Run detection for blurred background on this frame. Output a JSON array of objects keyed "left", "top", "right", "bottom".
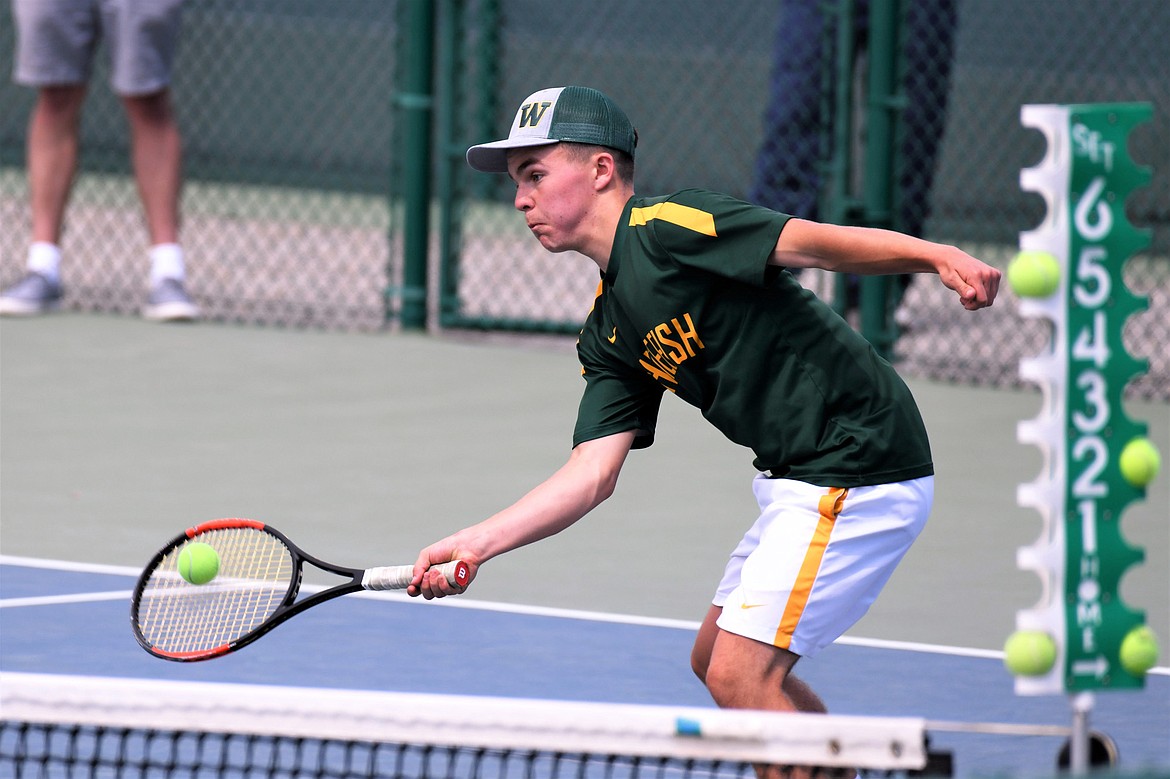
[{"left": 0, "top": 0, "right": 1166, "bottom": 399}]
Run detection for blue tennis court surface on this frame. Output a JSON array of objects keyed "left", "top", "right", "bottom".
[
  {"left": 3, "top": 316, "right": 1168, "bottom": 777},
  {"left": 2, "top": 557, "right": 1167, "bottom": 777}
]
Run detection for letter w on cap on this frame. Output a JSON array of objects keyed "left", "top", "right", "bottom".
[{"left": 519, "top": 101, "right": 552, "bottom": 128}]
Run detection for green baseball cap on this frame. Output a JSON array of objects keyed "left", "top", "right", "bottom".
[{"left": 466, "top": 86, "right": 637, "bottom": 173}]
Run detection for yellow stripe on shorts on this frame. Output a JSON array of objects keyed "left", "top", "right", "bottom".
[{"left": 774, "top": 487, "right": 849, "bottom": 649}]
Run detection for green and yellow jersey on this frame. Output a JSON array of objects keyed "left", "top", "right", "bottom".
[{"left": 573, "top": 188, "right": 933, "bottom": 488}]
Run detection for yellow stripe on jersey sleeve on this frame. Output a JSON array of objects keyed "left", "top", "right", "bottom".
[{"left": 628, "top": 202, "right": 717, "bottom": 237}]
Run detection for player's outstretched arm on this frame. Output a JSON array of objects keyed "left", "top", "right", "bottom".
[
  {"left": 409, "top": 431, "right": 637, "bottom": 599},
  {"left": 772, "top": 218, "right": 1002, "bottom": 310}
]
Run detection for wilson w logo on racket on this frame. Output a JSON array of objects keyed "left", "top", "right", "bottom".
[{"left": 130, "top": 518, "right": 468, "bottom": 662}]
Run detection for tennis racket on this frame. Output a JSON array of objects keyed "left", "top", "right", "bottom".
[{"left": 130, "top": 518, "right": 468, "bottom": 662}]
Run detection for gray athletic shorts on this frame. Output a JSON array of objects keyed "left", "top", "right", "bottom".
[{"left": 13, "top": 0, "right": 185, "bottom": 96}]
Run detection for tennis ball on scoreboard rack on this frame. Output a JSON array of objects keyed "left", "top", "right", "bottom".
[
  {"left": 1119, "top": 437, "right": 1161, "bottom": 488},
  {"left": 1007, "top": 250, "right": 1061, "bottom": 298},
  {"left": 177, "top": 542, "right": 220, "bottom": 585},
  {"left": 1119, "top": 626, "right": 1160, "bottom": 676},
  {"left": 1003, "top": 630, "right": 1057, "bottom": 676}
]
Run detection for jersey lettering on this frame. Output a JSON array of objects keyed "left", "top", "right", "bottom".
[
  {"left": 671, "top": 314, "right": 704, "bottom": 356},
  {"left": 654, "top": 323, "right": 685, "bottom": 361},
  {"left": 638, "top": 312, "right": 705, "bottom": 387}
]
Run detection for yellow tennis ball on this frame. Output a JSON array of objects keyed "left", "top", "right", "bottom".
[
  {"left": 1119, "top": 437, "right": 1161, "bottom": 488},
  {"left": 1007, "top": 251, "right": 1061, "bottom": 298},
  {"left": 1003, "top": 630, "right": 1057, "bottom": 676},
  {"left": 1119, "top": 626, "right": 1160, "bottom": 676},
  {"left": 177, "top": 542, "right": 220, "bottom": 585}
]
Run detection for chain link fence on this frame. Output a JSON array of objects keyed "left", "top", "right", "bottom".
[
  {"left": 1, "top": 1, "right": 1166, "bottom": 399},
  {"left": 0, "top": 0, "right": 399, "bottom": 328},
  {"left": 894, "top": 0, "right": 1168, "bottom": 401},
  {"left": 444, "top": 0, "right": 1168, "bottom": 400}
]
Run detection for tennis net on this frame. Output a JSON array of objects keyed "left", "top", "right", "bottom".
[{"left": 0, "top": 672, "right": 932, "bottom": 778}]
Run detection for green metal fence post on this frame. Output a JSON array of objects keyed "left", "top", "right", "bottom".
[
  {"left": 397, "top": 0, "right": 437, "bottom": 330},
  {"left": 435, "top": 0, "right": 464, "bottom": 328},
  {"left": 819, "top": 0, "right": 860, "bottom": 318},
  {"left": 858, "top": 0, "right": 903, "bottom": 360},
  {"left": 471, "top": 0, "right": 501, "bottom": 203},
  {"left": 438, "top": 0, "right": 500, "bottom": 328}
]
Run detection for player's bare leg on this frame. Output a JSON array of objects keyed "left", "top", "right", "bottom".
[
  {"left": 692, "top": 605, "right": 846, "bottom": 779},
  {"left": 122, "top": 89, "right": 182, "bottom": 245},
  {"left": 27, "top": 85, "right": 87, "bottom": 244},
  {"left": 693, "top": 605, "right": 824, "bottom": 710}
]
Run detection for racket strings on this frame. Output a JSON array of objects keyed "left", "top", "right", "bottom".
[{"left": 136, "top": 527, "right": 295, "bottom": 655}]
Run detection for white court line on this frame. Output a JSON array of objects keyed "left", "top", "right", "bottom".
[
  {"left": 0, "top": 555, "right": 141, "bottom": 576},
  {"left": 0, "top": 591, "right": 132, "bottom": 608},
  {"left": 2, "top": 554, "right": 1166, "bottom": 675}
]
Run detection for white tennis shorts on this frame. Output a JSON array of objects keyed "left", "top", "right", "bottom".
[{"left": 714, "top": 474, "right": 933, "bottom": 658}]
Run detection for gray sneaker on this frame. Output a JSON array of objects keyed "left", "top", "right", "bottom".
[
  {"left": 0, "top": 272, "right": 63, "bottom": 316},
  {"left": 144, "top": 278, "right": 201, "bottom": 322}
]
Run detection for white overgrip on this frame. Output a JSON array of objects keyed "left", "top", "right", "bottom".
[
  {"left": 361, "top": 565, "right": 414, "bottom": 590},
  {"left": 362, "top": 561, "right": 468, "bottom": 591}
]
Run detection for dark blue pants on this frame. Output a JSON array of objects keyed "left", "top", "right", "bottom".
[{"left": 751, "top": 0, "right": 958, "bottom": 239}]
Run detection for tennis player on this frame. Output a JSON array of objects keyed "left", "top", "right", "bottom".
[{"left": 411, "top": 87, "right": 1000, "bottom": 723}]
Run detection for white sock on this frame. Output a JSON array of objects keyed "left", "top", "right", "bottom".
[
  {"left": 27, "top": 242, "right": 61, "bottom": 283},
  {"left": 149, "top": 243, "right": 185, "bottom": 286}
]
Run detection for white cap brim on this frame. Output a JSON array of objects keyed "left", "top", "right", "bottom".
[{"left": 465, "top": 137, "right": 560, "bottom": 174}]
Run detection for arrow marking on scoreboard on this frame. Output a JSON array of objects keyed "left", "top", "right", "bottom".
[{"left": 1072, "top": 656, "right": 1109, "bottom": 678}]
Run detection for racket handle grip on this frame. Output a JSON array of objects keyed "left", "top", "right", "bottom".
[{"left": 362, "top": 560, "right": 469, "bottom": 591}]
